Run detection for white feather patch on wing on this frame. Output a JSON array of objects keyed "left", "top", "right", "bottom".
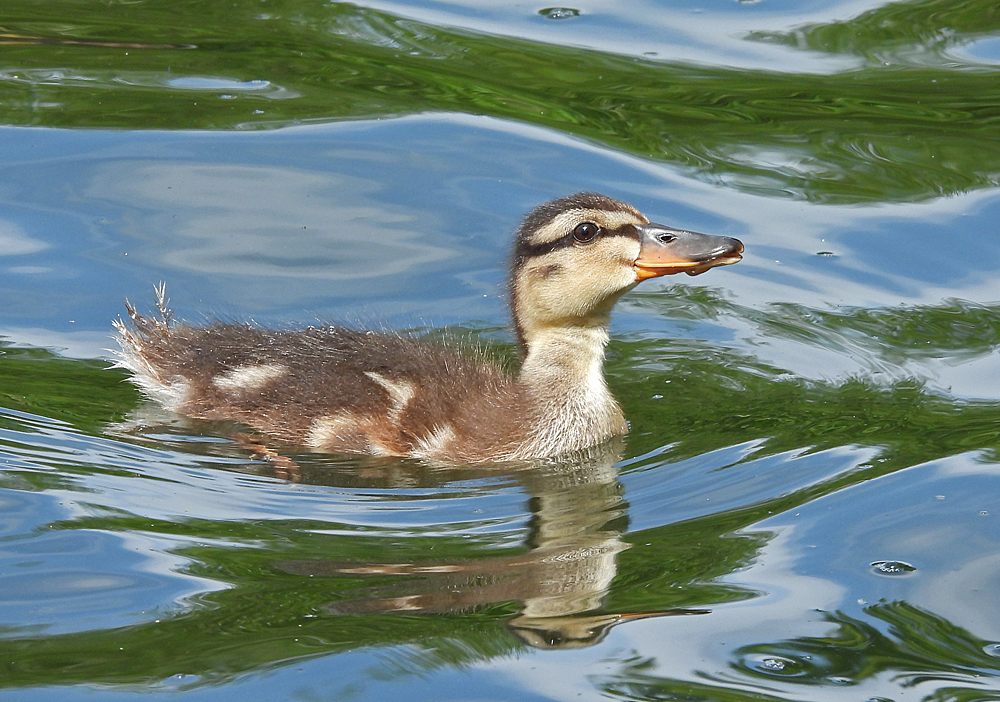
[
  {"left": 305, "top": 411, "right": 359, "bottom": 448},
  {"left": 410, "top": 423, "right": 456, "bottom": 459},
  {"left": 364, "top": 371, "right": 416, "bottom": 422},
  {"left": 212, "top": 363, "right": 288, "bottom": 395}
]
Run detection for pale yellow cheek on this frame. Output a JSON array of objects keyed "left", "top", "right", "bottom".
[
  {"left": 515, "top": 237, "right": 642, "bottom": 324},
  {"left": 577, "top": 254, "right": 640, "bottom": 295}
]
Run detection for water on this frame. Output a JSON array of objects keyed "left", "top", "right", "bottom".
[{"left": 2, "top": 0, "right": 1000, "bottom": 700}]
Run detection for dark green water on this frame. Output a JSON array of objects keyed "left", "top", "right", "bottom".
[{"left": 2, "top": 1, "right": 1000, "bottom": 700}]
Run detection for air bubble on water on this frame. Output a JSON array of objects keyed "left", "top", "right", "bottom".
[
  {"left": 741, "top": 653, "right": 808, "bottom": 677},
  {"left": 871, "top": 560, "right": 916, "bottom": 576},
  {"left": 539, "top": 7, "right": 580, "bottom": 19}
]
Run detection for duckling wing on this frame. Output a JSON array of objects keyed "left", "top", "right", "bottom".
[{"left": 116, "top": 318, "right": 524, "bottom": 461}]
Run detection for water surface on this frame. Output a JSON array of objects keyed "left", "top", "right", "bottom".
[{"left": 1, "top": 1, "right": 1000, "bottom": 700}]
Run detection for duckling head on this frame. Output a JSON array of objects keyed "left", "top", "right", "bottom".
[{"left": 510, "top": 193, "right": 743, "bottom": 352}]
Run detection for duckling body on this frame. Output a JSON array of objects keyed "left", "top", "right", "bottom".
[{"left": 115, "top": 193, "right": 742, "bottom": 463}]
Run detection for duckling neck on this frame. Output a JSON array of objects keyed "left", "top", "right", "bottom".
[{"left": 515, "top": 322, "right": 627, "bottom": 456}]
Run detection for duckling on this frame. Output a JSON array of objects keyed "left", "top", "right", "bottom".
[{"left": 114, "top": 193, "right": 742, "bottom": 463}]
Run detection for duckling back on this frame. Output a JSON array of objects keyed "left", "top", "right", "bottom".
[{"left": 114, "top": 288, "right": 527, "bottom": 462}]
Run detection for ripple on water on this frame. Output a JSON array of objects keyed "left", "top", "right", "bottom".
[{"left": 740, "top": 653, "right": 812, "bottom": 678}]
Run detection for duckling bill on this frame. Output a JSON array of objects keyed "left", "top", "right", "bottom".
[{"left": 115, "top": 193, "right": 742, "bottom": 463}]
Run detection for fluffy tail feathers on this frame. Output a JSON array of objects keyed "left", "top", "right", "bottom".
[{"left": 112, "top": 282, "right": 184, "bottom": 409}]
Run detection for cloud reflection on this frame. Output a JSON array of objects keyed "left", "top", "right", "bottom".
[
  {"left": 87, "top": 162, "right": 453, "bottom": 280},
  {"left": 0, "top": 218, "right": 47, "bottom": 256}
]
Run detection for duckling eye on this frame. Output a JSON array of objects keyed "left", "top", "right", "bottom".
[{"left": 572, "top": 222, "right": 600, "bottom": 244}]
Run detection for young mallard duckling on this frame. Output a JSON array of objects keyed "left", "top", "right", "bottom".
[{"left": 114, "top": 193, "right": 742, "bottom": 463}]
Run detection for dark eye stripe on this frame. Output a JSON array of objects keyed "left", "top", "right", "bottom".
[{"left": 514, "top": 224, "right": 639, "bottom": 262}]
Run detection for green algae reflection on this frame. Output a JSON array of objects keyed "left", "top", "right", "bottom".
[
  {"left": 1, "top": 0, "right": 998, "bottom": 204},
  {"left": 1, "top": 290, "right": 1000, "bottom": 686}
]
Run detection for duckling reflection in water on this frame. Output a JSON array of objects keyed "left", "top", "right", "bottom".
[
  {"left": 114, "top": 193, "right": 743, "bottom": 463},
  {"left": 276, "top": 441, "right": 709, "bottom": 650}
]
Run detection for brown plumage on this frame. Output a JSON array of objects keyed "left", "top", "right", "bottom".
[{"left": 114, "top": 193, "right": 743, "bottom": 463}]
